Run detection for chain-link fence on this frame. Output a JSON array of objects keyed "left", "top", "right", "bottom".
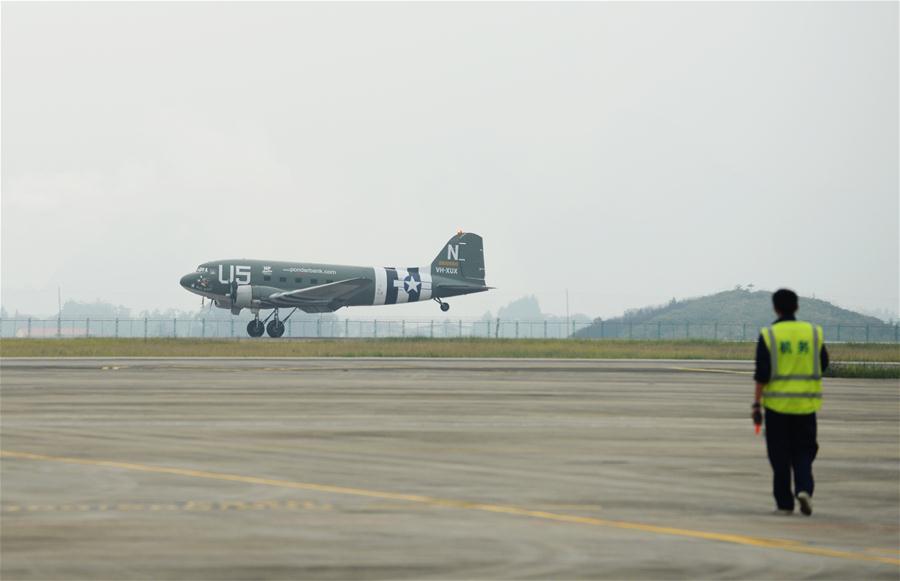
[
  {"left": 1, "top": 317, "right": 897, "bottom": 342},
  {"left": 575, "top": 321, "right": 900, "bottom": 343},
  {"left": 0, "top": 317, "right": 589, "bottom": 340}
]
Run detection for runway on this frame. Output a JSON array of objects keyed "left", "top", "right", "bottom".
[{"left": 1, "top": 358, "right": 898, "bottom": 579}]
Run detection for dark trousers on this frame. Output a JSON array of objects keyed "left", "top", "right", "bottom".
[{"left": 764, "top": 409, "right": 818, "bottom": 510}]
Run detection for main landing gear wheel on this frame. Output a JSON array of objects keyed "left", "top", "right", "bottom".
[
  {"left": 247, "top": 319, "right": 265, "bottom": 338},
  {"left": 266, "top": 320, "right": 285, "bottom": 338},
  {"left": 440, "top": 302, "right": 450, "bottom": 312}
]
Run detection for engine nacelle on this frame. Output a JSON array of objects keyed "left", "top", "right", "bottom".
[
  {"left": 234, "top": 284, "right": 254, "bottom": 309},
  {"left": 228, "top": 284, "right": 273, "bottom": 314}
]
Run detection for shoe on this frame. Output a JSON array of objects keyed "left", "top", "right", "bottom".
[
  {"left": 773, "top": 509, "right": 793, "bottom": 516},
  {"left": 797, "top": 491, "right": 813, "bottom": 516}
]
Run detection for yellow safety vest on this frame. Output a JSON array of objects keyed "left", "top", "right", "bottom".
[{"left": 760, "top": 321, "right": 824, "bottom": 414}]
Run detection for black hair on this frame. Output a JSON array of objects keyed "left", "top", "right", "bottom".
[{"left": 772, "top": 288, "right": 799, "bottom": 315}]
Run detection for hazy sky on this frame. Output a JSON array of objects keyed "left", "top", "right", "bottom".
[{"left": 2, "top": 2, "right": 898, "bottom": 319}]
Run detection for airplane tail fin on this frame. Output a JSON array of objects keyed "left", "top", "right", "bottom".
[{"left": 431, "top": 232, "right": 486, "bottom": 283}]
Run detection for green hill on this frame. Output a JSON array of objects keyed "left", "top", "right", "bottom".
[{"left": 574, "top": 289, "right": 898, "bottom": 342}]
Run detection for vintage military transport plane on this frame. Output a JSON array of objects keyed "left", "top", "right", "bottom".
[{"left": 179, "top": 232, "right": 491, "bottom": 337}]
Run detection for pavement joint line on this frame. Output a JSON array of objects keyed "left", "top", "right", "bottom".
[
  {"left": 2, "top": 449, "right": 898, "bottom": 567},
  {"left": 1, "top": 499, "right": 332, "bottom": 512},
  {"left": 0, "top": 357, "right": 758, "bottom": 363},
  {"left": 671, "top": 367, "right": 753, "bottom": 376}
]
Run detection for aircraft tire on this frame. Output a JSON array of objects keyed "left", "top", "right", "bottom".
[
  {"left": 266, "top": 320, "right": 285, "bottom": 338},
  {"left": 247, "top": 320, "right": 265, "bottom": 338},
  {"left": 440, "top": 302, "right": 450, "bottom": 312}
]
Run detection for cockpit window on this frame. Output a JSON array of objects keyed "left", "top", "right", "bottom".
[{"left": 196, "top": 266, "right": 209, "bottom": 273}]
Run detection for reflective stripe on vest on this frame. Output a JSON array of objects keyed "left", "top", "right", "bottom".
[
  {"left": 765, "top": 325, "right": 822, "bottom": 381},
  {"left": 761, "top": 321, "right": 823, "bottom": 414},
  {"left": 812, "top": 320, "right": 821, "bottom": 378}
]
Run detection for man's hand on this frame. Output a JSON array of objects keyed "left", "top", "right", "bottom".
[
  {"left": 752, "top": 402, "right": 763, "bottom": 427},
  {"left": 753, "top": 383, "right": 765, "bottom": 431}
]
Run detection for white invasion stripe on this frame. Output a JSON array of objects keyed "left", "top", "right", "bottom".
[
  {"left": 372, "top": 267, "right": 387, "bottom": 306},
  {"left": 395, "top": 268, "right": 409, "bottom": 304},
  {"left": 420, "top": 269, "right": 432, "bottom": 301}
]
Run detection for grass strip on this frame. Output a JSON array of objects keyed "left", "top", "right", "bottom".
[
  {"left": 825, "top": 362, "right": 900, "bottom": 379},
  {"left": 1, "top": 337, "right": 898, "bottom": 363}
]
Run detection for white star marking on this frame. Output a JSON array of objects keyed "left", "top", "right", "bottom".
[{"left": 404, "top": 276, "right": 421, "bottom": 294}]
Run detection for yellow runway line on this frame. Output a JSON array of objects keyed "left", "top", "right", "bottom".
[{"left": 2, "top": 449, "right": 897, "bottom": 567}]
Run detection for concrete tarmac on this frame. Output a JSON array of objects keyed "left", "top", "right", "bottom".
[{"left": 1, "top": 358, "right": 898, "bottom": 579}]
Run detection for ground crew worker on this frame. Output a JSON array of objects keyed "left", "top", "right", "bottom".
[{"left": 752, "top": 288, "right": 829, "bottom": 516}]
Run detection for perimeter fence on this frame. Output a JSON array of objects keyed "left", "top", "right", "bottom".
[{"left": 1, "top": 317, "right": 898, "bottom": 343}]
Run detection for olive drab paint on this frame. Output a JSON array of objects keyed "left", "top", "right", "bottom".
[{"left": 179, "top": 232, "right": 492, "bottom": 337}]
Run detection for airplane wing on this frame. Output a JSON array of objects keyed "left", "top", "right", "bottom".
[{"left": 267, "top": 277, "right": 372, "bottom": 312}]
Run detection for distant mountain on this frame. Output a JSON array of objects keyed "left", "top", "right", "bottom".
[
  {"left": 574, "top": 289, "right": 897, "bottom": 342},
  {"left": 495, "top": 295, "right": 544, "bottom": 321},
  {"left": 482, "top": 295, "right": 591, "bottom": 338},
  {"left": 485, "top": 295, "right": 592, "bottom": 323}
]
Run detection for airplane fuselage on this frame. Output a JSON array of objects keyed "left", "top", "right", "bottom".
[
  {"left": 179, "top": 233, "right": 491, "bottom": 336},
  {"left": 182, "top": 261, "right": 477, "bottom": 309}
]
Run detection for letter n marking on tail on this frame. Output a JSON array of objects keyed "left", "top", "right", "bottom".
[{"left": 447, "top": 244, "right": 459, "bottom": 260}]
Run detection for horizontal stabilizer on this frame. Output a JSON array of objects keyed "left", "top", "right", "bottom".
[{"left": 433, "top": 284, "right": 493, "bottom": 295}]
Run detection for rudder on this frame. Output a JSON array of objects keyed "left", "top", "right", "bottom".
[{"left": 431, "top": 232, "right": 485, "bottom": 282}]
